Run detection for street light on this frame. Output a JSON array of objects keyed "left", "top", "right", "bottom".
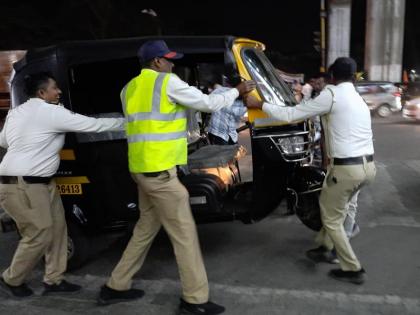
[
  {"left": 141, "top": 9, "right": 157, "bottom": 17},
  {"left": 141, "top": 8, "right": 161, "bottom": 35}
]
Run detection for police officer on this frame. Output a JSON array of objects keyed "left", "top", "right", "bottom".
[
  {"left": 244, "top": 57, "right": 376, "bottom": 285},
  {"left": 0, "top": 72, "right": 125, "bottom": 297},
  {"left": 98, "top": 40, "right": 255, "bottom": 314}
]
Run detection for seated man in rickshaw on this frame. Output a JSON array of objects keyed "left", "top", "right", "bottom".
[{"left": 207, "top": 77, "right": 247, "bottom": 145}]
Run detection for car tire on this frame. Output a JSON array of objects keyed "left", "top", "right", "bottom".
[
  {"left": 376, "top": 104, "right": 392, "bottom": 118},
  {"left": 67, "top": 221, "right": 91, "bottom": 270}
]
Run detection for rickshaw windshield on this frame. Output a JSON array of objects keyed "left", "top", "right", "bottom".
[{"left": 242, "top": 48, "right": 296, "bottom": 106}]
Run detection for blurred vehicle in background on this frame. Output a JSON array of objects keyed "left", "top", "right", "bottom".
[
  {"left": 354, "top": 81, "right": 402, "bottom": 118},
  {"left": 403, "top": 96, "right": 420, "bottom": 120},
  {"left": 401, "top": 82, "right": 420, "bottom": 121},
  {"left": 402, "top": 81, "right": 420, "bottom": 104}
]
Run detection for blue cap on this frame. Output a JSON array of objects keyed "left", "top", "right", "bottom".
[{"left": 137, "top": 40, "right": 184, "bottom": 62}]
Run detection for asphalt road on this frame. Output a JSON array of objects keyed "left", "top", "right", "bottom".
[{"left": 0, "top": 114, "right": 419, "bottom": 315}]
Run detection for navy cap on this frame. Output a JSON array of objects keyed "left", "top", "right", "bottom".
[
  {"left": 137, "top": 40, "right": 184, "bottom": 62},
  {"left": 329, "top": 57, "right": 357, "bottom": 76}
]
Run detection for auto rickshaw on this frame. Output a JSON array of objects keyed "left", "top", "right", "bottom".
[{"left": 5, "top": 36, "right": 324, "bottom": 268}]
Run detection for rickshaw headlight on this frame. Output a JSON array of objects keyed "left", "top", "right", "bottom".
[{"left": 278, "top": 136, "right": 305, "bottom": 154}]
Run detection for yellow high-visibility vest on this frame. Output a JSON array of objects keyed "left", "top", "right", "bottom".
[{"left": 121, "top": 69, "right": 187, "bottom": 173}]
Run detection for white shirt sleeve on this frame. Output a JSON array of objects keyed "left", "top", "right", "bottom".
[
  {"left": 47, "top": 106, "right": 125, "bottom": 133},
  {"left": 262, "top": 88, "right": 334, "bottom": 123},
  {"left": 166, "top": 74, "right": 240, "bottom": 113}
]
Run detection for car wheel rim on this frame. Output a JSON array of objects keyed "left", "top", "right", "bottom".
[{"left": 378, "top": 106, "right": 391, "bottom": 117}]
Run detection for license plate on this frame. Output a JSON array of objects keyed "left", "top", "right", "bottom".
[{"left": 56, "top": 184, "right": 82, "bottom": 195}]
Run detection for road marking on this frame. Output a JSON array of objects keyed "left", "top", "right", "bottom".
[
  {"left": 4, "top": 272, "right": 415, "bottom": 314},
  {"left": 213, "top": 282, "right": 420, "bottom": 312},
  {"left": 367, "top": 216, "right": 420, "bottom": 228}
]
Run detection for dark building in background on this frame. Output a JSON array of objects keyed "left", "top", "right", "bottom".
[
  {"left": 0, "top": 0, "right": 418, "bottom": 80},
  {"left": 0, "top": 1, "right": 322, "bottom": 76},
  {"left": 403, "top": 0, "right": 420, "bottom": 71},
  {"left": 350, "top": 0, "right": 367, "bottom": 71},
  {"left": 152, "top": 1, "right": 322, "bottom": 75}
]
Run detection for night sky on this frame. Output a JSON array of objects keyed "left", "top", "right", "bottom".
[{"left": 0, "top": 0, "right": 418, "bottom": 77}]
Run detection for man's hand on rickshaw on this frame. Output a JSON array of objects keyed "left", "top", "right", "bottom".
[
  {"left": 244, "top": 94, "right": 263, "bottom": 109},
  {"left": 235, "top": 80, "right": 256, "bottom": 96}
]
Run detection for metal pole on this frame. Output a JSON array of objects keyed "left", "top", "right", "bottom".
[{"left": 320, "top": 0, "right": 327, "bottom": 72}]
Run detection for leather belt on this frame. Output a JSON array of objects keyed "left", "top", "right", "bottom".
[
  {"left": 142, "top": 171, "right": 164, "bottom": 178},
  {"left": 0, "top": 176, "right": 52, "bottom": 184},
  {"left": 23, "top": 176, "right": 52, "bottom": 184},
  {"left": 333, "top": 155, "right": 374, "bottom": 165},
  {"left": 0, "top": 176, "right": 18, "bottom": 184}
]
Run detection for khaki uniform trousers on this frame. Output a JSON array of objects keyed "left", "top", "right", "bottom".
[
  {"left": 107, "top": 167, "right": 209, "bottom": 304},
  {"left": 315, "top": 158, "right": 376, "bottom": 271},
  {"left": 0, "top": 177, "right": 67, "bottom": 286}
]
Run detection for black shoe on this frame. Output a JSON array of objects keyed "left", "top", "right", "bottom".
[
  {"left": 97, "top": 285, "right": 145, "bottom": 306},
  {"left": 306, "top": 246, "right": 339, "bottom": 264},
  {"left": 42, "top": 280, "right": 82, "bottom": 295},
  {"left": 328, "top": 268, "right": 366, "bottom": 284},
  {"left": 0, "top": 277, "right": 33, "bottom": 298},
  {"left": 179, "top": 299, "right": 225, "bottom": 315}
]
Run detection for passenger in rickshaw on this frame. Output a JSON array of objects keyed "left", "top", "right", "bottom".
[{"left": 207, "top": 77, "right": 247, "bottom": 146}]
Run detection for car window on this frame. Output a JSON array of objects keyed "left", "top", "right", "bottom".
[
  {"left": 379, "top": 84, "right": 396, "bottom": 93},
  {"left": 355, "top": 86, "right": 370, "bottom": 95},
  {"left": 356, "top": 82, "right": 400, "bottom": 95},
  {"left": 356, "top": 85, "right": 381, "bottom": 95}
]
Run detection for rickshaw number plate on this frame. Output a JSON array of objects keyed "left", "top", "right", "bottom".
[{"left": 57, "top": 184, "right": 82, "bottom": 195}]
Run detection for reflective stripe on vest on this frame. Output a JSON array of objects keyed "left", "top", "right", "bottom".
[
  {"left": 123, "top": 70, "right": 187, "bottom": 172},
  {"left": 126, "top": 111, "right": 186, "bottom": 123},
  {"left": 127, "top": 130, "right": 187, "bottom": 143}
]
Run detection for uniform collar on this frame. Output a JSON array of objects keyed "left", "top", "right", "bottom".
[
  {"left": 140, "top": 68, "right": 171, "bottom": 75},
  {"left": 27, "top": 98, "right": 59, "bottom": 106},
  {"left": 335, "top": 82, "right": 354, "bottom": 88},
  {"left": 27, "top": 97, "right": 47, "bottom": 104},
  {"left": 141, "top": 68, "right": 158, "bottom": 75}
]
